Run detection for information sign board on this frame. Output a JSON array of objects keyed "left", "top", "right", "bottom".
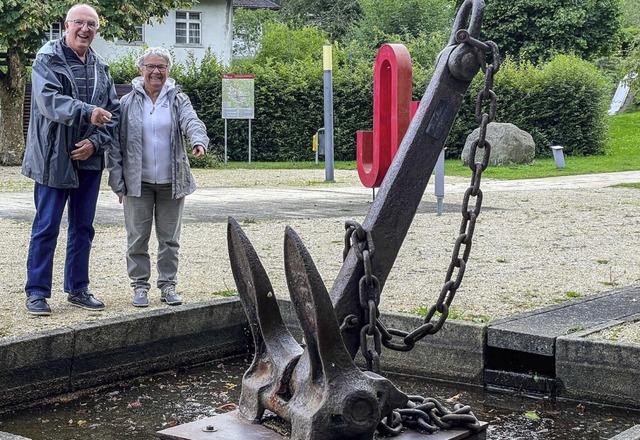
[{"left": 222, "top": 74, "right": 255, "bottom": 119}]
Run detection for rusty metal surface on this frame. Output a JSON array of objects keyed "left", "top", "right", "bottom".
[
  {"left": 227, "top": 220, "right": 407, "bottom": 439},
  {"left": 156, "top": 412, "right": 487, "bottom": 440},
  {"left": 227, "top": 217, "right": 303, "bottom": 423},
  {"left": 155, "top": 411, "right": 285, "bottom": 439},
  {"left": 331, "top": 1, "right": 488, "bottom": 358},
  {"left": 222, "top": 0, "right": 494, "bottom": 438}
]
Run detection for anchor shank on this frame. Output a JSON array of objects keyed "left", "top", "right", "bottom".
[{"left": 331, "top": 41, "right": 482, "bottom": 357}]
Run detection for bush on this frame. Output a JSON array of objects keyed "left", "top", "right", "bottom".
[
  {"left": 445, "top": 55, "right": 611, "bottom": 158},
  {"left": 109, "top": 47, "right": 610, "bottom": 163}
]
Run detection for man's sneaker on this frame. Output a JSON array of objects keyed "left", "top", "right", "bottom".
[
  {"left": 26, "top": 296, "right": 51, "bottom": 316},
  {"left": 133, "top": 288, "right": 149, "bottom": 307},
  {"left": 67, "top": 291, "right": 105, "bottom": 311},
  {"left": 161, "top": 285, "right": 182, "bottom": 305}
]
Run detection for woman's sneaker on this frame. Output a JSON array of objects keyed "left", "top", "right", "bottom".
[
  {"left": 133, "top": 288, "right": 149, "bottom": 307},
  {"left": 160, "top": 285, "right": 182, "bottom": 305}
]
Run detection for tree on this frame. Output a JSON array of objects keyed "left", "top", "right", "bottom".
[
  {"left": 622, "top": 0, "right": 640, "bottom": 28},
  {"left": 278, "top": 0, "right": 362, "bottom": 41},
  {"left": 233, "top": 7, "right": 280, "bottom": 59},
  {"left": 0, "top": 0, "right": 194, "bottom": 166},
  {"left": 481, "top": 0, "right": 624, "bottom": 64},
  {"left": 255, "top": 22, "right": 328, "bottom": 64},
  {"left": 344, "top": 0, "right": 455, "bottom": 68}
]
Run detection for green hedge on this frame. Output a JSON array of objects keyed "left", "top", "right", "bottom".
[
  {"left": 110, "top": 51, "right": 610, "bottom": 162},
  {"left": 445, "top": 54, "right": 611, "bottom": 159}
]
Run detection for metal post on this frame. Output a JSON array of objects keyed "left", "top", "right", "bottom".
[
  {"left": 551, "top": 145, "right": 565, "bottom": 169},
  {"left": 435, "top": 149, "right": 445, "bottom": 216},
  {"left": 323, "top": 44, "right": 335, "bottom": 182},
  {"left": 224, "top": 119, "right": 228, "bottom": 164},
  {"left": 248, "top": 119, "right": 252, "bottom": 164}
]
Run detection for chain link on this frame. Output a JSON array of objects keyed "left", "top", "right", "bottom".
[
  {"left": 341, "top": 34, "right": 499, "bottom": 436},
  {"left": 377, "top": 396, "right": 483, "bottom": 435}
]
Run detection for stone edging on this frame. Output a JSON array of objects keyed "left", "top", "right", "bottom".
[{"left": 1, "top": 296, "right": 639, "bottom": 412}]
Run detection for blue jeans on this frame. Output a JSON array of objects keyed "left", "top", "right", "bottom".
[{"left": 25, "top": 169, "right": 102, "bottom": 298}]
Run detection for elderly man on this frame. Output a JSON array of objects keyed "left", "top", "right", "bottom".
[{"left": 21, "top": 3, "right": 120, "bottom": 316}]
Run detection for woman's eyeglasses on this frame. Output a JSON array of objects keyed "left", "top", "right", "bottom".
[{"left": 143, "top": 64, "right": 169, "bottom": 72}]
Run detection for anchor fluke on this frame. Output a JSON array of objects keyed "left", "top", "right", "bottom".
[
  {"left": 227, "top": 217, "right": 303, "bottom": 423},
  {"left": 283, "top": 226, "right": 407, "bottom": 440}
]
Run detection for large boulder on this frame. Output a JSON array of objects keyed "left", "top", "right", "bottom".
[{"left": 461, "top": 122, "right": 535, "bottom": 166}]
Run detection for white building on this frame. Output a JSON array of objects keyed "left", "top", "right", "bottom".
[{"left": 46, "top": 0, "right": 279, "bottom": 66}]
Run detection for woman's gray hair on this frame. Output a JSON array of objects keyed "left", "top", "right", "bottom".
[{"left": 136, "top": 47, "right": 173, "bottom": 69}]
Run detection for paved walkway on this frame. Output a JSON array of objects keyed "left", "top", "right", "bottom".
[{"left": 1, "top": 170, "right": 639, "bottom": 226}]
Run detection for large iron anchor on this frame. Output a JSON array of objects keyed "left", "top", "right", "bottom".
[
  {"left": 227, "top": 1, "right": 494, "bottom": 438},
  {"left": 228, "top": 218, "right": 407, "bottom": 439},
  {"left": 333, "top": 0, "right": 488, "bottom": 357}
]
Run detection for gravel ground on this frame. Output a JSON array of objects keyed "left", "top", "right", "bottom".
[{"left": 1, "top": 165, "right": 639, "bottom": 344}]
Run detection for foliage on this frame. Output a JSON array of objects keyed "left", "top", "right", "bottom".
[
  {"left": 343, "top": 0, "right": 455, "bottom": 68},
  {"left": 481, "top": 0, "right": 624, "bottom": 64},
  {"left": 233, "top": 7, "right": 280, "bottom": 59},
  {"left": 622, "top": 0, "right": 640, "bottom": 28},
  {"left": 188, "top": 152, "right": 219, "bottom": 168},
  {"left": 107, "top": 49, "right": 143, "bottom": 84},
  {"left": 110, "top": 46, "right": 372, "bottom": 162},
  {"left": 229, "top": 58, "right": 325, "bottom": 161},
  {"left": 0, "top": 0, "right": 196, "bottom": 165},
  {"left": 352, "top": 0, "right": 454, "bottom": 40},
  {"left": 442, "top": 110, "right": 640, "bottom": 179},
  {"left": 277, "top": 0, "right": 362, "bottom": 41},
  {"left": 0, "top": 0, "right": 195, "bottom": 52},
  {"left": 446, "top": 55, "right": 611, "bottom": 159},
  {"left": 173, "top": 50, "right": 225, "bottom": 159},
  {"left": 254, "top": 22, "right": 328, "bottom": 64},
  {"left": 622, "top": 44, "right": 640, "bottom": 97}
]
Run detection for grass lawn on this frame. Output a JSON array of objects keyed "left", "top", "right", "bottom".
[{"left": 220, "top": 111, "right": 640, "bottom": 180}]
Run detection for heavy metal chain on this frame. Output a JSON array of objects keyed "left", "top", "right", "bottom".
[
  {"left": 377, "top": 396, "right": 483, "bottom": 436},
  {"left": 341, "top": 35, "right": 500, "bottom": 436}
]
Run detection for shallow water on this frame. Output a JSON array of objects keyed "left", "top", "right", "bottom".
[{"left": 0, "top": 356, "right": 638, "bottom": 440}]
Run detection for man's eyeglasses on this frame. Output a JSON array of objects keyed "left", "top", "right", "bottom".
[
  {"left": 143, "top": 64, "right": 169, "bottom": 72},
  {"left": 67, "top": 19, "right": 99, "bottom": 30}
]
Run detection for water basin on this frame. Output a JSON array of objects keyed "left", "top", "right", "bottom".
[{"left": 0, "top": 356, "right": 638, "bottom": 440}]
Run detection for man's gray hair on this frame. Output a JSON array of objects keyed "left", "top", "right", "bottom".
[
  {"left": 136, "top": 47, "right": 173, "bottom": 69},
  {"left": 65, "top": 4, "right": 100, "bottom": 24}
]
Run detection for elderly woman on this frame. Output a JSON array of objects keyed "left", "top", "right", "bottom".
[{"left": 108, "top": 47, "right": 209, "bottom": 307}]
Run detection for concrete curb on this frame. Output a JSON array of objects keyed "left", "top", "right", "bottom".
[
  {"left": 1, "top": 295, "right": 639, "bottom": 412},
  {"left": 0, "top": 298, "right": 250, "bottom": 409},
  {"left": 609, "top": 425, "right": 640, "bottom": 440},
  {"left": 557, "top": 333, "right": 640, "bottom": 407}
]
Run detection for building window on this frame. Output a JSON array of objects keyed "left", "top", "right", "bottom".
[
  {"left": 175, "top": 11, "right": 201, "bottom": 45},
  {"left": 132, "top": 24, "right": 144, "bottom": 43},
  {"left": 46, "top": 22, "right": 63, "bottom": 41},
  {"left": 116, "top": 24, "right": 144, "bottom": 45}
]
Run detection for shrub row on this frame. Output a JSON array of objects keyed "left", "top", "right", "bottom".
[
  {"left": 109, "top": 51, "right": 611, "bottom": 162},
  {"left": 447, "top": 54, "right": 611, "bottom": 159}
]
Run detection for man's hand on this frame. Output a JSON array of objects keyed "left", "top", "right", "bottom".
[
  {"left": 91, "top": 107, "right": 112, "bottom": 126},
  {"left": 71, "top": 139, "right": 96, "bottom": 161}
]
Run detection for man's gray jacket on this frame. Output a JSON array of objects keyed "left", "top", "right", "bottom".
[{"left": 21, "top": 38, "right": 120, "bottom": 189}]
